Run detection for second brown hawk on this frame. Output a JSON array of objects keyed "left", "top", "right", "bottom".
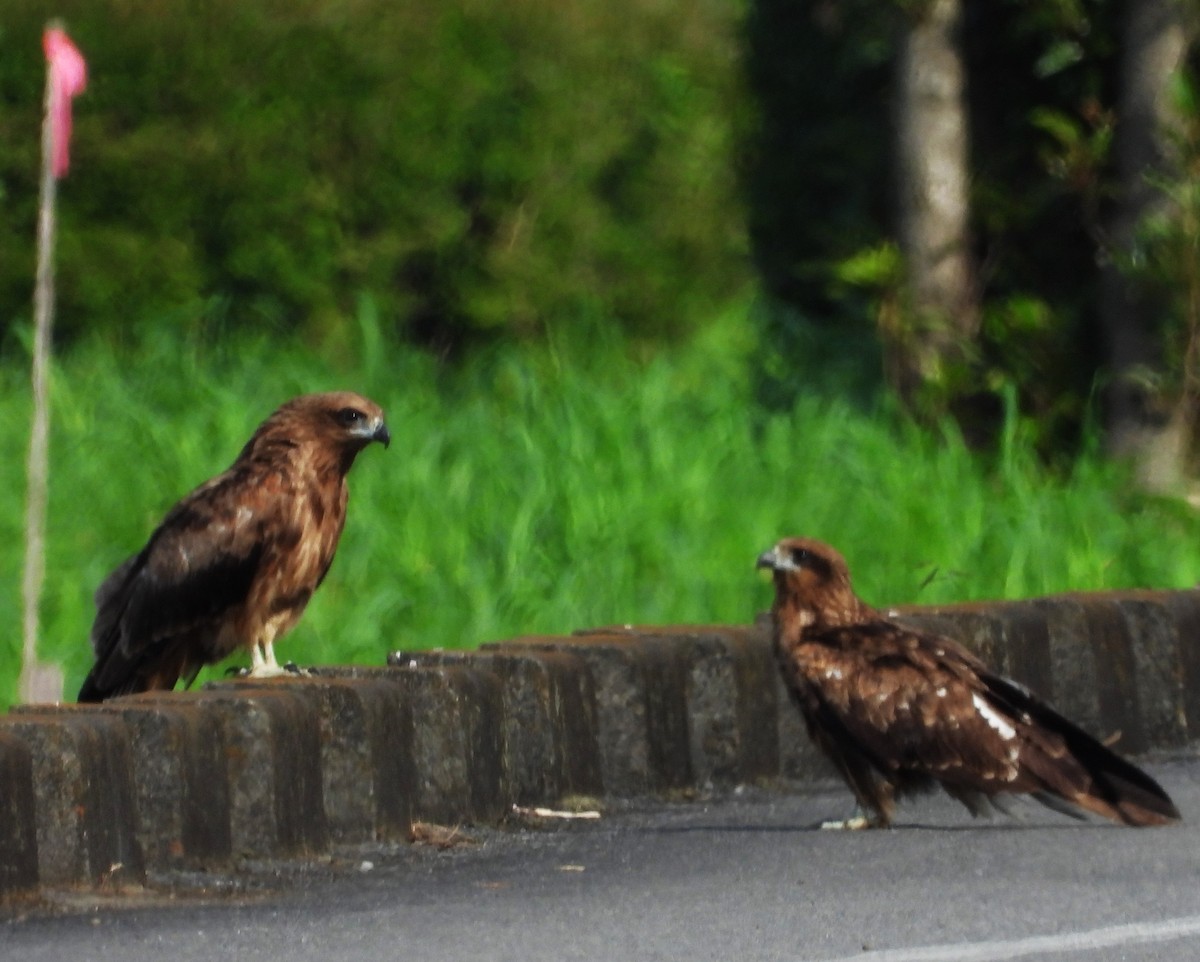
[
  {"left": 77, "top": 391, "right": 389, "bottom": 702},
  {"left": 758, "top": 537, "right": 1180, "bottom": 828}
]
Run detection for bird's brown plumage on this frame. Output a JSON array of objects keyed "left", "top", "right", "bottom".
[
  {"left": 758, "top": 537, "right": 1180, "bottom": 828},
  {"left": 78, "top": 392, "right": 389, "bottom": 702}
]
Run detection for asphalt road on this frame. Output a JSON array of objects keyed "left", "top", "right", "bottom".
[{"left": 5, "top": 757, "right": 1200, "bottom": 962}]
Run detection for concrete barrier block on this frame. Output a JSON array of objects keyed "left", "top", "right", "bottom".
[
  {"left": 0, "top": 709, "right": 144, "bottom": 888},
  {"left": 988, "top": 601, "right": 1055, "bottom": 697},
  {"left": 405, "top": 666, "right": 507, "bottom": 824},
  {"left": 1063, "top": 594, "right": 1147, "bottom": 751},
  {"left": 191, "top": 685, "right": 329, "bottom": 860},
  {"left": 528, "top": 652, "right": 605, "bottom": 799},
  {"left": 719, "top": 624, "right": 783, "bottom": 784},
  {"left": 231, "top": 675, "right": 415, "bottom": 845},
  {"left": 317, "top": 665, "right": 508, "bottom": 826},
  {"left": 1107, "top": 592, "right": 1188, "bottom": 749},
  {"left": 502, "top": 634, "right": 691, "bottom": 798},
  {"left": 393, "top": 648, "right": 602, "bottom": 805},
  {"left": 1031, "top": 596, "right": 1103, "bottom": 736},
  {"left": 1157, "top": 589, "right": 1200, "bottom": 742},
  {"left": 576, "top": 624, "right": 782, "bottom": 788},
  {"left": 3, "top": 587, "right": 1195, "bottom": 901},
  {"left": 71, "top": 695, "right": 232, "bottom": 873},
  {"left": 0, "top": 733, "right": 38, "bottom": 897}
]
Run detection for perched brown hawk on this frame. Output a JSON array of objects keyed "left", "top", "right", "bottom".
[
  {"left": 758, "top": 537, "right": 1180, "bottom": 828},
  {"left": 77, "top": 392, "right": 389, "bottom": 702}
]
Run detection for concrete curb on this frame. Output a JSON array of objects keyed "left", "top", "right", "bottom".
[{"left": 1, "top": 589, "right": 1198, "bottom": 899}]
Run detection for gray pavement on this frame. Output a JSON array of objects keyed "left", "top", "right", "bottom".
[{"left": 4, "top": 756, "right": 1200, "bottom": 962}]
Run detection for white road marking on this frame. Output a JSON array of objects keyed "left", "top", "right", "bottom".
[{"left": 811, "top": 914, "right": 1200, "bottom": 962}]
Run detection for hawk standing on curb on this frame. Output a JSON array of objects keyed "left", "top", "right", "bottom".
[
  {"left": 78, "top": 391, "right": 389, "bottom": 701},
  {"left": 758, "top": 536, "right": 1180, "bottom": 828}
]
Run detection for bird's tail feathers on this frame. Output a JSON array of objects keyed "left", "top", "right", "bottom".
[
  {"left": 76, "top": 670, "right": 106, "bottom": 704},
  {"left": 986, "top": 674, "right": 1180, "bottom": 827},
  {"left": 76, "top": 636, "right": 194, "bottom": 703}
]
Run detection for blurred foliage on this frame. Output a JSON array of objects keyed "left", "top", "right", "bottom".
[
  {"left": 6, "top": 321, "right": 1200, "bottom": 707},
  {"left": 1, "top": 0, "right": 1198, "bottom": 460},
  {"left": 740, "top": 0, "right": 1196, "bottom": 457},
  {"left": 738, "top": 0, "right": 895, "bottom": 414},
  {"left": 0, "top": 0, "right": 750, "bottom": 352},
  {"left": 1133, "top": 71, "right": 1200, "bottom": 411},
  {"left": 957, "top": 0, "right": 1120, "bottom": 449}
]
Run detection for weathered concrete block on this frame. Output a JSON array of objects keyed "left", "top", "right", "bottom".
[
  {"left": 1066, "top": 594, "right": 1149, "bottom": 752},
  {"left": 528, "top": 652, "right": 605, "bottom": 799},
  {"left": 1032, "top": 595, "right": 1104, "bottom": 736},
  {"left": 630, "top": 628, "right": 743, "bottom": 790},
  {"left": 393, "top": 649, "right": 602, "bottom": 805},
  {"left": 72, "top": 695, "right": 232, "bottom": 873},
  {"left": 713, "top": 624, "right": 782, "bottom": 784},
  {"left": 575, "top": 624, "right": 782, "bottom": 788},
  {"left": 989, "top": 601, "right": 1055, "bottom": 698},
  {"left": 236, "top": 675, "right": 415, "bottom": 845},
  {"left": 501, "top": 634, "right": 691, "bottom": 798},
  {"left": 0, "top": 733, "right": 38, "bottom": 897},
  {"left": 192, "top": 684, "right": 329, "bottom": 860},
  {"left": 317, "top": 665, "right": 508, "bottom": 825},
  {"left": 0, "top": 709, "right": 144, "bottom": 887},
  {"left": 1158, "top": 589, "right": 1200, "bottom": 743},
  {"left": 404, "top": 666, "right": 507, "bottom": 824},
  {"left": 1108, "top": 592, "right": 1188, "bottom": 749}
]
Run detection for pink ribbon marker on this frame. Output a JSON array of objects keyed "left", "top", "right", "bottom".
[{"left": 42, "top": 27, "right": 87, "bottom": 178}]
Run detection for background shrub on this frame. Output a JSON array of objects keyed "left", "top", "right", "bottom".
[{"left": 0, "top": 0, "right": 750, "bottom": 351}]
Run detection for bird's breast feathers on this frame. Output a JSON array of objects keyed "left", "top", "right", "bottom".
[{"left": 235, "top": 473, "right": 347, "bottom": 636}]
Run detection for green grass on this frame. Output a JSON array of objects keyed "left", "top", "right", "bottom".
[{"left": 2, "top": 315, "right": 1199, "bottom": 708}]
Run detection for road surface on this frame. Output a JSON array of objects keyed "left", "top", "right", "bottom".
[{"left": 5, "top": 757, "right": 1199, "bottom": 962}]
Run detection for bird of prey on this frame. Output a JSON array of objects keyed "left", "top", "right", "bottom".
[
  {"left": 77, "top": 392, "right": 390, "bottom": 702},
  {"left": 757, "top": 537, "right": 1181, "bottom": 829}
]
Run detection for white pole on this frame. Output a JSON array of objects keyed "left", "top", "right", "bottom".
[{"left": 19, "top": 43, "right": 64, "bottom": 705}]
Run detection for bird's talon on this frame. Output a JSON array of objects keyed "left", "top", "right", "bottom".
[{"left": 820, "top": 815, "right": 874, "bottom": 831}]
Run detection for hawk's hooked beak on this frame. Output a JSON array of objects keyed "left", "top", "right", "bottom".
[
  {"left": 756, "top": 546, "right": 782, "bottom": 571},
  {"left": 372, "top": 421, "right": 391, "bottom": 449}
]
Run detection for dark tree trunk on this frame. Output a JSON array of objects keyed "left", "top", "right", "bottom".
[
  {"left": 1100, "top": 0, "right": 1188, "bottom": 489},
  {"left": 890, "top": 0, "right": 979, "bottom": 404}
]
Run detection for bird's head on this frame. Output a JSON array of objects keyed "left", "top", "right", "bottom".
[
  {"left": 257, "top": 392, "right": 390, "bottom": 473},
  {"left": 315, "top": 392, "right": 391, "bottom": 452},
  {"left": 756, "top": 537, "right": 864, "bottom": 628}
]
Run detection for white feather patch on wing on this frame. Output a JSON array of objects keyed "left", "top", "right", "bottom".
[{"left": 972, "top": 693, "right": 1017, "bottom": 741}]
